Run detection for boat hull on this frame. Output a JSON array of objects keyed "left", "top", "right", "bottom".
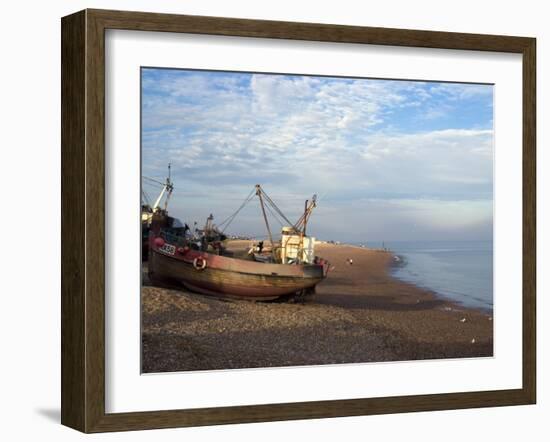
[{"left": 148, "top": 238, "right": 327, "bottom": 300}]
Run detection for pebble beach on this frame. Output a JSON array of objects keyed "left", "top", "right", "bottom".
[{"left": 142, "top": 241, "right": 493, "bottom": 373}]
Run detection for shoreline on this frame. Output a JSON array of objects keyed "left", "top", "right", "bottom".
[
  {"left": 390, "top": 255, "right": 493, "bottom": 317},
  {"left": 387, "top": 253, "right": 494, "bottom": 316},
  {"left": 321, "top": 240, "right": 493, "bottom": 315},
  {"left": 142, "top": 241, "right": 493, "bottom": 373},
  {"left": 315, "top": 242, "right": 492, "bottom": 315}
]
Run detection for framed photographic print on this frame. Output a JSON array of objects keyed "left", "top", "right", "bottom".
[{"left": 61, "top": 9, "right": 536, "bottom": 433}]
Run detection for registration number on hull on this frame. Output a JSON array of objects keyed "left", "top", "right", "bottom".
[{"left": 159, "top": 243, "right": 176, "bottom": 255}]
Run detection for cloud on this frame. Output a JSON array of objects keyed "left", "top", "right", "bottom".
[{"left": 141, "top": 68, "right": 494, "bottom": 241}]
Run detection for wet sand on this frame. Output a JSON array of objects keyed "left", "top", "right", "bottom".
[{"left": 142, "top": 242, "right": 493, "bottom": 373}]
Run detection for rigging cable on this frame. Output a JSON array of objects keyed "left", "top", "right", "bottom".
[
  {"left": 141, "top": 190, "right": 152, "bottom": 207},
  {"left": 258, "top": 187, "right": 294, "bottom": 227},
  {"left": 263, "top": 200, "right": 285, "bottom": 227},
  {"left": 143, "top": 176, "right": 170, "bottom": 188},
  {"left": 218, "top": 188, "right": 256, "bottom": 233}
]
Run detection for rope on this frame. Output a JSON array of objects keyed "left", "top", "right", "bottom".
[
  {"left": 142, "top": 176, "right": 164, "bottom": 186},
  {"left": 143, "top": 176, "right": 175, "bottom": 189},
  {"left": 259, "top": 188, "right": 294, "bottom": 227},
  {"left": 218, "top": 188, "right": 256, "bottom": 233},
  {"left": 264, "top": 200, "right": 285, "bottom": 227},
  {"left": 209, "top": 185, "right": 308, "bottom": 237},
  {"left": 141, "top": 190, "right": 151, "bottom": 206}
]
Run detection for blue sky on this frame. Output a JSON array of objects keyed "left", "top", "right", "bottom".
[{"left": 141, "top": 68, "right": 493, "bottom": 242}]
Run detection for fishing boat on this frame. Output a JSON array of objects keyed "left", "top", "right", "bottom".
[
  {"left": 141, "top": 164, "right": 184, "bottom": 259},
  {"left": 148, "top": 184, "right": 330, "bottom": 300}
]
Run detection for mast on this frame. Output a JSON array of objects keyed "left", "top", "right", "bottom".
[
  {"left": 151, "top": 163, "right": 173, "bottom": 212},
  {"left": 303, "top": 199, "right": 309, "bottom": 236},
  {"left": 293, "top": 195, "right": 317, "bottom": 234},
  {"left": 205, "top": 213, "right": 214, "bottom": 234},
  {"left": 255, "top": 184, "right": 274, "bottom": 256},
  {"left": 164, "top": 163, "right": 172, "bottom": 211},
  {"left": 152, "top": 187, "right": 166, "bottom": 212}
]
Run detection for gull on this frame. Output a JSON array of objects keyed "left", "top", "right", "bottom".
[{"left": 460, "top": 318, "right": 467, "bottom": 323}]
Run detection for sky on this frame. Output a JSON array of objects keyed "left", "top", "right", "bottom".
[{"left": 141, "top": 68, "right": 494, "bottom": 243}]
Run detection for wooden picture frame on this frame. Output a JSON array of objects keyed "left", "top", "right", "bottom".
[{"left": 61, "top": 9, "right": 536, "bottom": 433}]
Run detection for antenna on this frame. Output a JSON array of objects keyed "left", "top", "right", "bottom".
[{"left": 164, "top": 163, "right": 173, "bottom": 211}]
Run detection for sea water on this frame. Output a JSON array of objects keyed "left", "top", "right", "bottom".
[{"left": 362, "top": 240, "right": 493, "bottom": 311}]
